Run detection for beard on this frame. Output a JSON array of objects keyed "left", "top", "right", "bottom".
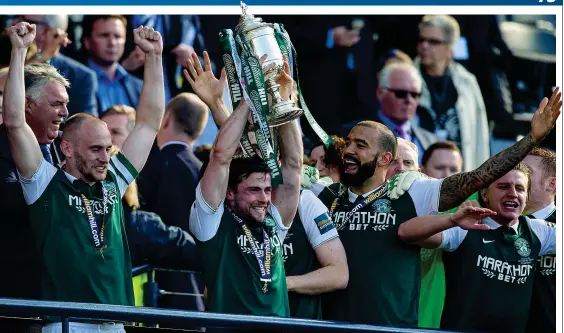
[
  {"left": 340, "top": 154, "right": 378, "bottom": 187},
  {"left": 76, "top": 150, "right": 107, "bottom": 183},
  {"left": 230, "top": 199, "right": 268, "bottom": 226}
]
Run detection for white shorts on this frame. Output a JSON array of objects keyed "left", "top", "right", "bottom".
[{"left": 42, "top": 322, "right": 126, "bottom": 333}]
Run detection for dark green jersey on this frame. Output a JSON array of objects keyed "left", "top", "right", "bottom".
[
  {"left": 190, "top": 184, "right": 289, "bottom": 317},
  {"left": 440, "top": 216, "right": 556, "bottom": 333},
  {"left": 526, "top": 206, "right": 556, "bottom": 333},
  {"left": 20, "top": 153, "right": 137, "bottom": 306},
  {"left": 318, "top": 179, "right": 443, "bottom": 326},
  {"left": 283, "top": 189, "right": 339, "bottom": 319}
]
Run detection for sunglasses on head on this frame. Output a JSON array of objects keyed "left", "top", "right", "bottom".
[
  {"left": 385, "top": 88, "right": 421, "bottom": 99},
  {"left": 418, "top": 37, "right": 445, "bottom": 46}
]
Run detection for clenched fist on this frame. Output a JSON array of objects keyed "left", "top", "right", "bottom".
[
  {"left": 9, "top": 22, "right": 36, "bottom": 49},
  {"left": 133, "top": 25, "right": 163, "bottom": 56}
]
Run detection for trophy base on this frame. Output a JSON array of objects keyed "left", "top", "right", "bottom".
[{"left": 268, "top": 101, "right": 304, "bottom": 127}]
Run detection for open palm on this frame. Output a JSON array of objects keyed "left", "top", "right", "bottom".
[
  {"left": 184, "top": 51, "right": 227, "bottom": 107},
  {"left": 530, "top": 86, "right": 562, "bottom": 143},
  {"left": 451, "top": 205, "right": 496, "bottom": 231}
]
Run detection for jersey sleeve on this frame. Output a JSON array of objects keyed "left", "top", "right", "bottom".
[
  {"left": 18, "top": 159, "right": 58, "bottom": 205},
  {"left": 406, "top": 178, "right": 444, "bottom": 216},
  {"left": 189, "top": 182, "right": 224, "bottom": 242},
  {"left": 438, "top": 226, "right": 468, "bottom": 252},
  {"left": 108, "top": 151, "right": 139, "bottom": 197},
  {"left": 530, "top": 218, "right": 556, "bottom": 256},
  {"left": 299, "top": 189, "right": 339, "bottom": 249},
  {"left": 270, "top": 204, "right": 290, "bottom": 242}
]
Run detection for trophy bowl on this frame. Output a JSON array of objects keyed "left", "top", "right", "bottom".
[{"left": 235, "top": 2, "right": 304, "bottom": 127}]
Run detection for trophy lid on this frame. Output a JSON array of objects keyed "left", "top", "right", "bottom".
[{"left": 235, "top": 1, "right": 270, "bottom": 34}]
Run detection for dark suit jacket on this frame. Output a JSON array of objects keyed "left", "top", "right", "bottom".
[
  {"left": 50, "top": 54, "right": 98, "bottom": 117},
  {"left": 137, "top": 142, "right": 205, "bottom": 312},
  {"left": 373, "top": 110, "right": 438, "bottom": 153},
  {"left": 0, "top": 124, "right": 42, "bottom": 300},
  {"left": 264, "top": 15, "right": 378, "bottom": 139}
]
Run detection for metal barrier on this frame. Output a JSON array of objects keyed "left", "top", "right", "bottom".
[{"left": 0, "top": 298, "right": 467, "bottom": 333}]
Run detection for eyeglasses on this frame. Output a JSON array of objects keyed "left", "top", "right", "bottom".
[
  {"left": 385, "top": 88, "right": 421, "bottom": 99},
  {"left": 418, "top": 36, "right": 446, "bottom": 46}
]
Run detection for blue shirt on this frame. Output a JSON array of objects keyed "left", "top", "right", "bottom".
[
  {"left": 377, "top": 110, "right": 425, "bottom": 164},
  {"left": 88, "top": 60, "right": 133, "bottom": 114}
]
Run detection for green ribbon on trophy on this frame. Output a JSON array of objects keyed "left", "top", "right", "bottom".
[
  {"left": 218, "top": 2, "right": 334, "bottom": 186},
  {"left": 272, "top": 23, "right": 334, "bottom": 148},
  {"left": 219, "top": 28, "right": 283, "bottom": 185}
]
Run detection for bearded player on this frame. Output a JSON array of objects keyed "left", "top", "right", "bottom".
[{"left": 317, "top": 87, "right": 561, "bottom": 326}]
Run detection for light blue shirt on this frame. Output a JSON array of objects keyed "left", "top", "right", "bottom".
[{"left": 87, "top": 60, "right": 132, "bottom": 114}]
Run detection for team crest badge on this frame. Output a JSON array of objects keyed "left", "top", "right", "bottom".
[
  {"left": 372, "top": 199, "right": 391, "bottom": 213},
  {"left": 515, "top": 238, "right": 531, "bottom": 257}
]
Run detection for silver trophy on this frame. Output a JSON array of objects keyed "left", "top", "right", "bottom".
[{"left": 235, "top": 2, "right": 304, "bottom": 127}]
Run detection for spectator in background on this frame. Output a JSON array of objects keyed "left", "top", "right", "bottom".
[
  {"left": 273, "top": 15, "right": 377, "bottom": 139},
  {"left": 523, "top": 148, "right": 556, "bottom": 333},
  {"left": 0, "top": 66, "right": 6, "bottom": 124},
  {"left": 386, "top": 137, "right": 420, "bottom": 180},
  {"left": 101, "top": 104, "right": 135, "bottom": 148},
  {"left": 194, "top": 144, "right": 212, "bottom": 166},
  {"left": 138, "top": 92, "right": 209, "bottom": 313},
  {"left": 421, "top": 140, "right": 463, "bottom": 179},
  {"left": 375, "top": 62, "right": 437, "bottom": 162},
  {"left": 124, "top": 15, "right": 209, "bottom": 102},
  {"left": 417, "top": 141, "right": 463, "bottom": 329},
  {"left": 15, "top": 15, "right": 98, "bottom": 117},
  {"left": 414, "top": 15, "right": 490, "bottom": 172},
  {"left": 309, "top": 135, "right": 345, "bottom": 185},
  {"left": 82, "top": 15, "right": 142, "bottom": 115}
]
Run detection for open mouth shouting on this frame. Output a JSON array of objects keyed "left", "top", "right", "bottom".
[
  {"left": 500, "top": 200, "right": 520, "bottom": 213},
  {"left": 343, "top": 154, "right": 360, "bottom": 174}
]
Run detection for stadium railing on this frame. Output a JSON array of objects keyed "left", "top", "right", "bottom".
[{"left": 0, "top": 298, "right": 468, "bottom": 333}]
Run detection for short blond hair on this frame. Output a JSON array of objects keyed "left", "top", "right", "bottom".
[
  {"left": 397, "top": 137, "right": 419, "bottom": 158},
  {"left": 101, "top": 104, "right": 136, "bottom": 132}
]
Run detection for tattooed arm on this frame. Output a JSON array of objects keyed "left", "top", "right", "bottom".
[{"left": 438, "top": 88, "right": 562, "bottom": 212}]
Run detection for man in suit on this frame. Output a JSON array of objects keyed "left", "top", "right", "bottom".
[
  {"left": 269, "top": 15, "right": 377, "bottom": 140},
  {"left": 138, "top": 92, "right": 208, "bottom": 313},
  {"left": 0, "top": 61, "right": 69, "bottom": 332},
  {"left": 375, "top": 62, "right": 438, "bottom": 164},
  {"left": 121, "top": 15, "right": 209, "bottom": 103},
  {"left": 81, "top": 15, "right": 143, "bottom": 116},
  {"left": 14, "top": 15, "right": 98, "bottom": 117}
]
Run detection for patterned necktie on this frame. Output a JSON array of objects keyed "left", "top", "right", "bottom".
[
  {"left": 394, "top": 125, "right": 407, "bottom": 140},
  {"left": 39, "top": 144, "right": 54, "bottom": 165}
]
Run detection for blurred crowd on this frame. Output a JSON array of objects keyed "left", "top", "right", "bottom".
[{"left": 0, "top": 13, "right": 559, "bottom": 333}]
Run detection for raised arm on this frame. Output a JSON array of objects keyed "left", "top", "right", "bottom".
[
  {"left": 272, "top": 118, "right": 303, "bottom": 226},
  {"left": 185, "top": 52, "right": 250, "bottom": 209},
  {"left": 121, "top": 26, "right": 165, "bottom": 173},
  {"left": 183, "top": 51, "right": 229, "bottom": 128},
  {"left": 438, "top": 88, "right": 562, "bottom": 212},
  {"left": 3, "top": 23, "right": 43, "bottom": 179}
]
